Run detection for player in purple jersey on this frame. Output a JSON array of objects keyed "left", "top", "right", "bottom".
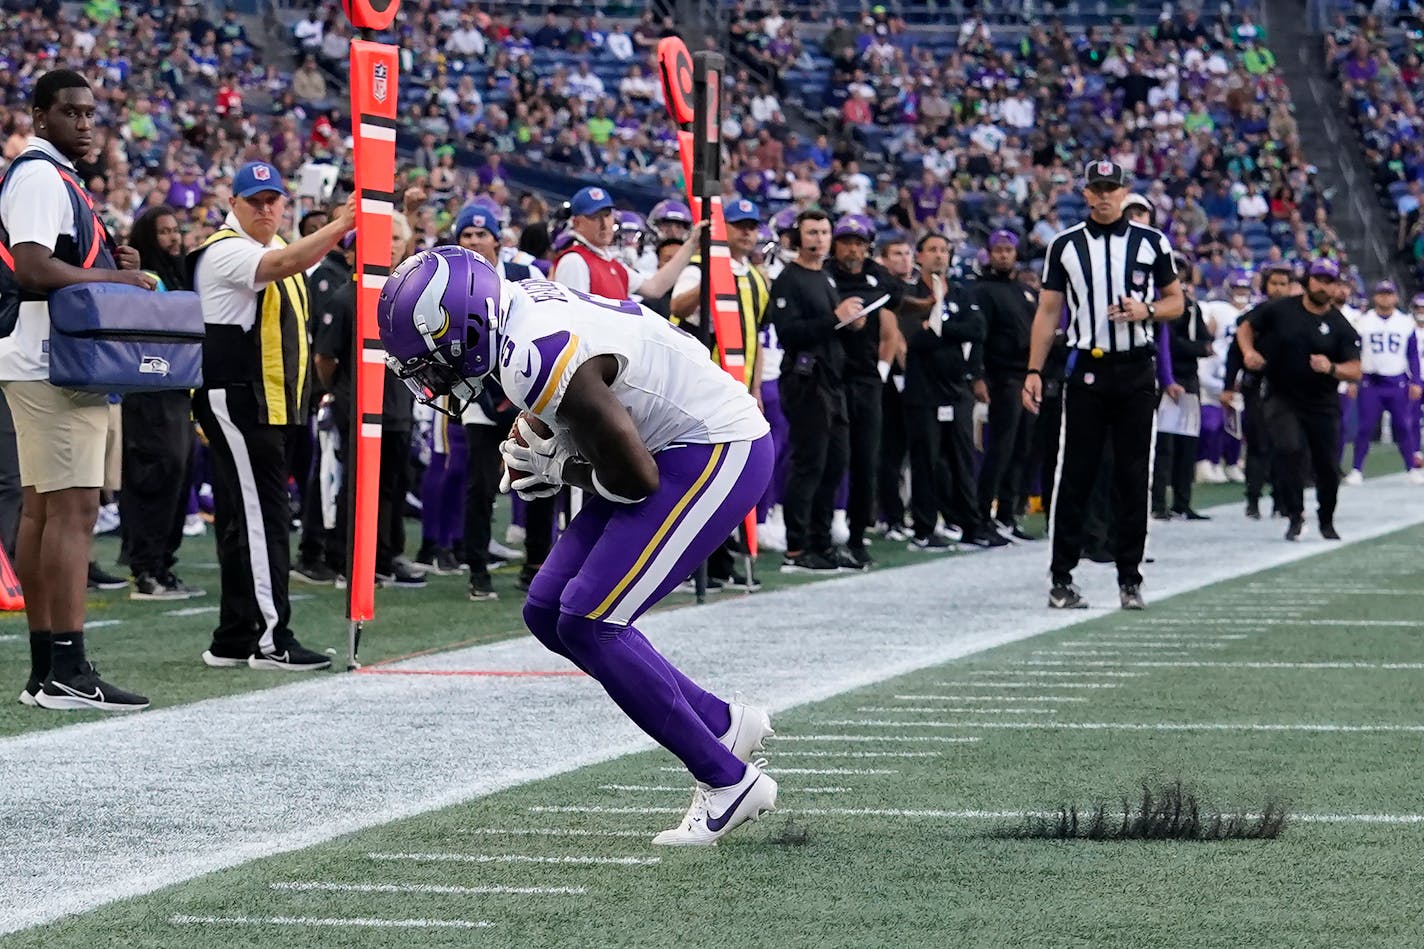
[{"left": 378, "top": 247, "right": 779, "bottom": 845}]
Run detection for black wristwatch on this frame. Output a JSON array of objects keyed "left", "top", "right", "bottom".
[{"left": 1025, "top": 369, "right": 1042, "bottom": 378}]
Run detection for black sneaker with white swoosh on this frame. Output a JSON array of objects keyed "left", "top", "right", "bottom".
[
  {"left": 34, "top": 662, "right": 150, "bottom": 711},
  {"left": 248, "top": 640, "right": 332, "bottom": 672}
]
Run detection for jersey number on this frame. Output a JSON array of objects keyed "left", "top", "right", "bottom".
[{"left": 1368, "top": 332, "right": 1402, "bottom": 355}]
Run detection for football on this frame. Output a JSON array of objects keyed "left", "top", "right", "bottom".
[{"left": 504, "top": 411, "right": 554, "bottom": 489}]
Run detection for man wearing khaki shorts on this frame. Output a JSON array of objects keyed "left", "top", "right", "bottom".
[{"left": 0, "top": 70, "right": 153, "bottom": 710}]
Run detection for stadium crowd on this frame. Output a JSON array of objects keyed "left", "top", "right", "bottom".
[{"left": 3, "top": 1, "right": 1423, "bottom": 708}]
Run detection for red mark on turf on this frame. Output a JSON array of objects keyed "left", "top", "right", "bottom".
[{"left": 354, "top": 668, "right": 586, "bottom": 678}]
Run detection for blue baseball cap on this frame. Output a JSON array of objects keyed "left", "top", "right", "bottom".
[
  {"left": 570, "top": 186, "right": 614, "bottom": 217},
  {"left": 233, "top": 161, "right": 287, "bottom": 198},
  {"left": 724, "top": 198, "right": 760, "bottom": 224},
  {"left": 833, "top": 215, "right": 873, "bottom": 241},
  {"left": 454, "top": 203, "right": 499, "bottom": 236},
  {"left": 1373, "top": 279, "right": 1398, "bottom": 295}
]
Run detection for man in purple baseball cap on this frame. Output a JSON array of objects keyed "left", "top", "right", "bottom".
[{"left": 1235, "top": 257, "right": 1363, "bottom": 540}]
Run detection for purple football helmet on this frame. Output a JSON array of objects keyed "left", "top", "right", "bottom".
[
  {"left": 615, "top": 210, "right": 646, "bottom": 249},
  {"left": 769, "top": 207, "right": 798, "bottom": 235},
  {"left": 649, "top": 199, "right": 693, "bottom": 236},
  {"left": 378, "top": 247, "right": 504, "bottom": 412}
]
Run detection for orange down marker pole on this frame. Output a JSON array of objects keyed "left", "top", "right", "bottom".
[{"left": 345, "top": 33, "right": 399, "bottom": 669}]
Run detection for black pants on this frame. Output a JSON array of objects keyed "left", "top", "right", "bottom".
[
  {"left": 844, "top": 374, "right": 882, "bottom": 550},
  {"left": 781, "top": 374, "right": 848, "bottom": 554},
  {"left": 877, "top": 376, "right": 908, "bottom": 528},
  {"left": 906, "top": 395, "right": 981, "bottom": 539},
  {"left": 1033, "top": 390, "right": 1063, "bottom": 521},
  {"left": 0, "top": 388, "right": 23, "bottom": 559},
  {"left": 1152, "top": 432, "right": 1199, "bottom": 514},
  {"left": 978, "top": 372, "right": 1034, "bottom": 526},
  {"left": 1242, "top": 384, "right": 1273, "bottom": 504},
  {"left": 193, "top": 386, "right": 299, "bottom": 656},
  {"left": 1050, "top": 357, "right": 1157, "bottom": 588},
  {"left": 463, "top": 423, "right": 503, "bottom": 579},
  {"left": 1265, "top": 395, "right": 1340, "bottom": 523},
  {"left": 375, "top": 427, "right": 412, "bottom": 575},
  {"left": 120, "top": 391, "right": 195, "bottom": 576},
  {"left": 521, "top": 494, "right": 557, "bottom": 583}
]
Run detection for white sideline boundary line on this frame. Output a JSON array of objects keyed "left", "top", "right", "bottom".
[
  {"left": 3, "top": 475, "right": 1421, "bottom": 935},
  {"left": 966, "top": 671, "right": 1146, "bottom": 679},
  {"left": 1059, "top": 641, "right": 1227, "bottom": 649},
  {"left": 818, "top": 720, "right": 1424, "bottom": 733},
  {"left": 765, "top": 751, "right": 940, "bottom": 759},
  {"left": 169, "top": 914, "right": 492, "bottom": 930},
  {"left": 464, "top": 828, "right": 648, "bottom": 839},
  {"left": 367, "top": 852, "right": 659, "bottom": 867},
  {"left": 272, "top": 881, "right": 587, "bottom": 896},
  {"left": 601, "top": 783, "right": 851, "bottom": 794},
  {"left": 933, "top": 681, "right": 1119, "bottom": 688},
  {"left": 658, "top": 766, "right": 899, "bottom": 776},
  {"left": 769, "top": 735, "right": 981, "bottom": 744}
]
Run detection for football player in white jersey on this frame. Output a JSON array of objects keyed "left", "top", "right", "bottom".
[
  {"left": 379, "top": 248, "right": 777, "bottom": 845},
  {"left": 1344, "top": 280, "right": 1423, "bottom": 484},
  {"left": 1197, "top": 273, "right": 1253, "bottom": 483}
]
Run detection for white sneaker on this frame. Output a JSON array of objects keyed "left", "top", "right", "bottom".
[
  {"left": 1195, "top": 460, "right": 1214, "bottom": 484},
  {"left": 182, "top": 513, "right": 207, "bottom": 537},
  {"left": 1224, "top": 463, "right": 1246, "bottom": 483},
  {"left": 651, "top": 760, "right": 778, "bottom": 846},
  {"left": 1408, "top": 468, "right": 1424, "bottom": 485},
  {"left": 504, "top": 524, "right": 527, "bottom": 546},
  {"left": 757, "top": 522, "right": 787, "bottom": 553},
  {"left": 1343, "top": 469, "right": 1364, "bottom": 486},
  {"left": 1207, "top": 463, "right": 1229, "bottom": 484},
  {"left": 719, "top": 694, "right": 774, "bottom": 762},
  {"left": 488, "top": 539, "right": 524, "bottom": 562},
  {"left": 92, "top": 503, "right": 120, "bottom": 536},
  {"left": 831, "top": 510, "right": 850, "bottom": 546},
  {"left": 935, "top": 522, "right": 963, "bottom": 543}
]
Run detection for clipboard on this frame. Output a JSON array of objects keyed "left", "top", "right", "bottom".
[{"left": 836, "top": 293, "right": 892, "bottom": 330}]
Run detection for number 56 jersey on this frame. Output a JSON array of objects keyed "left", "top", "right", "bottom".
[{"left": 496, "top": 279, "right": 769, "bottom": 452}]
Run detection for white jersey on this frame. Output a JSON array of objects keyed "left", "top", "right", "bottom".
[
  {"left": 1197, "top": 300, "right": 1244, "bottom": 399},
  {"left": 1357, "top": 309, "right": 1418, "bottom": 377},
  {"left": 497, "top": 279, "right": 768, "bottom": 452}
]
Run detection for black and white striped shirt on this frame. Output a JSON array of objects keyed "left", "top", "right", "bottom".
[{"left": 1042, "top": 217, "right": 1178, "bottom": 353}]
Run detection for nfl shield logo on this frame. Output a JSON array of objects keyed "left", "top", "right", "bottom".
[
  {"left": 590, "top": 188, "right": 605, "bottom": 200},
  {"left": 373, "top": 62, "right": 388, "bottom": 103},
  {"left": 1131, "top": 271, "right": 1146, "bottom": 287},
  {"left": 253, "top": 165, "right": 271, "bottom": 181}
]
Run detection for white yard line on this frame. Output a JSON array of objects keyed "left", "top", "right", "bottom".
[
  {"left": 161, "top": 607, "right": 221, "bottom": 617},
  {"left": 817, "top": 719, "right": 1424, "bottom": 733},
  {"left": 658, "top": 766, "right": 899, "bottom": 775},
  {"left": 931, "top": 681, "right": 1120, "bottom": 688},
  {"left": 1022, "top": 660, "right": 1424, "bottom": 671},
  {"left": 857, "top": 706, "right": 1057, "bottom": 714},
  {"left": 1059, "top": 641, "right": 1227, "bottom": 649},
  {"left": 463, "top": 828, "right": 648, "bottom": 839},
  {"left": 893, "top": 695, "right": 1087, "bottom": 702},
  {"left": 2, "top": 476, "right": 1420, "bottom": 935},
  {"left": 526, "top": 806, "right": 1424, "bottom": 825},
  {"left": 0, "top": 634, "right": 19, "bottom": 644},
  {"left": 765, "top": 751, "right": 941, "bottom": 759},
  {"left": 769, "top": 735, "right": 981, "bottom": 744},
  {"left": 966, "top": 671, "right": 1146, "bottom": 678},
  {"left": 367, "top": 852, "right": 659, "bottom": 867},
  {"left": 601, "top": 783, "right": 851, "bottom": 794},
  {"left": 272, "top": 881, "right": 587, "bottom": 896},
  {"left": 169, "top": 914, "right": 492, "bottom": 930}
]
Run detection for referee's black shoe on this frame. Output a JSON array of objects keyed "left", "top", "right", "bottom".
[
  {"left": 1173, "top": 508, "right": 1211, "bottom": 521},
  {"left": 1245, "top": 498, "right": 1261, "bottom": 520},
  {"left": 1285, "top": 517, "right": 1306, "bottom": 542},
  {"left": 1048, "top": 584, "right": 1087, "bottom": 609},
  {"left": 1319, "top": 520, "right": 1341, "bottom": 541},
  {"left": 1119, "top": 584, "right": 1146, "bottom": 610}
]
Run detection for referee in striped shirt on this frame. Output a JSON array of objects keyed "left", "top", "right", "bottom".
[{"left": 1021, "top": 160, "right": 1183, "bottom": 610}]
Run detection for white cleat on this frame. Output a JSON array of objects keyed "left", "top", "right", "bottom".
[
  {"left": 719, "top": 694, "right": 774, "bottom": 762},
  {"left": 831, "top": 510, "right": 851, "bottom": 546},
  {"left": 1408, "top": 468, "right": 1424, "bottom": 485},
  {"left": 1194, "top": 460, "right": 1214, "bottom": 484},
  {"left": 651, "top": 760, "right": 778, "bottom": 846},
  {"left": 1343, "top": 469, "right": 1364, "bottom": 486},
  {"left": 1224, "top": 463, "right": 1246, "bottom": 483},
  {"left": 1207, "top": 463, "right": 1229, "bottom": 484}
]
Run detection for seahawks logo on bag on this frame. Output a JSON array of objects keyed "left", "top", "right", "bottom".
[{"left": 139, "top": 356, "right": 170, "bottom": 376}]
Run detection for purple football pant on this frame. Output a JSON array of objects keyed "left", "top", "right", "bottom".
[
  {"left": 1196, "top": 403, "right": 1242, "bottom": 465},
  {"left": 523, "top": 435, "right": 773, "bottom": 788},
  {"left": 1353, "top": 376, "right": 1418, "bottom": 471},
  {"left": 1337, "top": 391, "right": 1357, "bottom": 468},
  {"left": 757, "top": 379, "right": 791, "bottom": 520},
  {"left": 420, "top": 419, "right": 468, "bottom": 549}
]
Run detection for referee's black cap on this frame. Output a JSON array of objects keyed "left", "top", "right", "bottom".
[{"left": 1084, "top": 159, "right": 1129, "bottom": 188}]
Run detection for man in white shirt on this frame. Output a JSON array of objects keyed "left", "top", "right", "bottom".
[
  {"left": 189, "top": 161, "right": 355, "bottom": 673},
  {"left": 550, "top": 186, "right": 697, "bottom": 301},
  {"left": 448, "top": 16, "right": 486, "bottom": 58},
  {"left": 567, "top": 62, "right": 606, "bottom": 104},
  {"left": 1, "top": 71, "right": 157, "bottom": 711}
]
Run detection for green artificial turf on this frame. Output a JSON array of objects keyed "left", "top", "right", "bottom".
[{"left": 6, "top": 522, "right": 1422, "bottom": 949}]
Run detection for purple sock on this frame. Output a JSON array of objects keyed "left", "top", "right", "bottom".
[
  {"left": 557, "top": 612, "right": 743, "bottom": 788},
  {"left": 626, "top": 629, "right": 731, "bottom": 736}
]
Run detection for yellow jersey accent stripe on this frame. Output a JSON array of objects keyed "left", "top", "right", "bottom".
[
  {"left": 586, "top": 442, "right": 726, "bottom": 621},
  {"left": 259, "top": 278, "right": 287, "bottom": 425},
  {"left": 530, "top": 333, "right": 581, "bottom": 414}
]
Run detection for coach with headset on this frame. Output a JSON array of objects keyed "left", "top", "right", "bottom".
[{"left": 1022, "top": 160, "right": 1183, "bottom": 611}]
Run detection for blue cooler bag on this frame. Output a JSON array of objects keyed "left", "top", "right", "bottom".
[{"left": 47, "top": 283, "right": 204, "bottom": 393}]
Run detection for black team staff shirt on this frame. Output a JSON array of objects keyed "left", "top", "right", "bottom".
[{"left": 1246, "top": 296, "right": 1362, "bottom": 409}]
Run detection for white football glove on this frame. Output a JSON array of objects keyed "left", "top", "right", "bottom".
[{"left": 499, "top": 417, "right": 574, "bottom": 499}]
